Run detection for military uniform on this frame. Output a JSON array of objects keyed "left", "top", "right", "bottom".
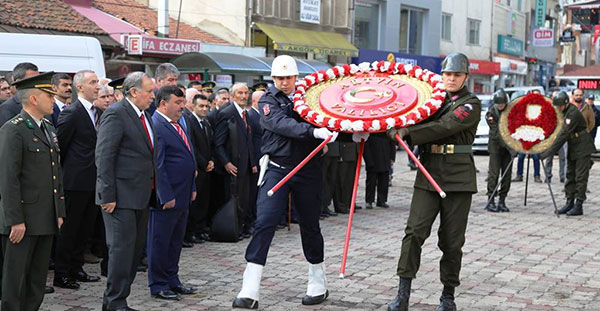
[
  {"left": 485, "top": 90, "right": 514, "bottom": 212},
  {"left": 0, "top": 111, "right": 66, "bottom": 310},
  {"left": 542, "top": 97, "right": 596, "bottom": 215}
]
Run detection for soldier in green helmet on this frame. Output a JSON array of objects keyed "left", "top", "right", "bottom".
[
  {"left": 386, "top": 52, "right": 481, "bottom": 311},
  {"left": 485, "top": 88, "right": 516, "bottom": 212},
  {"left": 541, "top": 91, "right": 596, "bottom": 216}
]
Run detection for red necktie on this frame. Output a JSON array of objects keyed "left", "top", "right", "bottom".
[
  {"left": 140, "top": 113, "right": 153, "bottom": 151},
  {"left": 171, "top": 121, "right": 191, "bottom": 152},
  {"left": 242, "top": 110, "right": 251, "bottom": 133}
]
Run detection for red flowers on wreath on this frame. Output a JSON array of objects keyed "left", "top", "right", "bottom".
[{"left": 507, "top": 93, "right": 557, "bottom": 150}]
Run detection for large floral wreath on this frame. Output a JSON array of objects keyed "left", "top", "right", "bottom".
[
  {"left": 291, "top": 61, "right": 447, "bottom": 132},
  {"left": 507, "top": 93, "right": 557, "bottom": 150}
]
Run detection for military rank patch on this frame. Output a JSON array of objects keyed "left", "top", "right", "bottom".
[
  {"left": 453, "top": 105, "right": 472, "bottom": 121},
  {"left": 566, "top": 118, "right": 571, "bottom": 125},
  {"left": 263, "top": 104, "right": 270, "bottom": 116},
  {"left": 11, "top": 117, "right": 24, "bottom": 125}
]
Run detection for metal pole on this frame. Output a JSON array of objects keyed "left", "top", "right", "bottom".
[
  {"left": 524, "top": 154, "right": 530, "bottom": 206},
  {"left": 540, "top": 160, "right": 560, "bottom": 217},
  {"left": 485, "top": 155, "right": 516, "bottom": 207}
]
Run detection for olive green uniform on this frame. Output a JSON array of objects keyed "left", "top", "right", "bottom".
[
  {"left": 0, "top": 111, "right": 66, "bottom": 311},
  {"left": 542, "top": 104, "right": 596, "bottom": 201},
  {"left": 397, "top": 87, "right": 481, "bottom": 287},
  {"left": 486, "top": 106, "right": 513, "bottom": 198}
]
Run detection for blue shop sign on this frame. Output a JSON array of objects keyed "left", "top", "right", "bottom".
[
  {"left": 497, "top": 35, "right": 524, "bottom": 57},
  {"left": 353, "top": 49, "right": 444, "bottom": 73}
]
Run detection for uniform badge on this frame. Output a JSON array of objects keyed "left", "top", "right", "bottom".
[
  {"left": 263, "top": 104, "right": 270, "bottom": 116},
  {"left": 566, "top": 118, "right": 571, "bottom": 125}
]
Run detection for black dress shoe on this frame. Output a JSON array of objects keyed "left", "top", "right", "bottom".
[
  {"left": 72, "top": 271, "right": 101, "bottom": 282},
  {"left": 319, "top": 212, "right": 329, "bottom": 218},
  {"left": 172, "top": 285, "right": 196, "bottom": 295},
  {"left": 137, "top": 265, "right": 147, "bottom": 272},
  {"left": 182, "top": 240, "right": 194, "bottom": 248},
  {"left": 187, "top": 234, "right": 205, "bottom": 244},
  {"left": 111, "top": 307, "right": 138, "bottom": 311},
  {"left": 48, "top": 258, "right": 55, "bottom": 270},
  {"left": 242, "top": 232, "right": 251, "bottom": 239},
  {"left": 45, "top": 286, "right": 55, "bottom": 294},
  {"left": 199, "top": 232, "right": 211, "bottom": 241},
  {"left": 152, "top": 289, "right": 180, "bottom": 300},
  {"left": 365, "top": 202, "right": 374, "bottom": 209},
  {"left": 53, "top": 276, "right": 80, "bottom": 289},
  {"left": 355, "top": 205, "right": 363, "bottom": 210},
  {"left": 336, "top": 210, "right": 349, "bottom": 214},
  {"left": 377, "top": 202, "right": 390, "bottom": 208},
  {"left": 302, "top": 290, "right": 329, "bottom": 305},
  {"left": 232, "top": 297, "right": 259, "bottom": 309}
]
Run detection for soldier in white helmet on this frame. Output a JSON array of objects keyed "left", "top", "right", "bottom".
[{"left": 232, "top": 55, "right": 338, "bottom": 309}]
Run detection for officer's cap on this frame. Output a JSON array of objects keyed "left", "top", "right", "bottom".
[
  {"left": 108, "top": 77, "right": 125, "bottom": 90},
  {"left": 250, "top": 82, "right": 268, "bottom": 92},
  {"left": 271, "top": 55, "right": 299, "bottom": 77},
  {"left": 493, "top": 89, "right": 509, "bottom": 105},
  {"left": 552, "top": 91, "right": 570, "bottom": 106},
  {"left": 12, "top": 71, "right": 57, "bottom": 95},
  {"left": 441, "top": 52, "right": 470, "bottom": 74},
  {"left": 201, "top": 81, "right": 216, "bottom": 92}
]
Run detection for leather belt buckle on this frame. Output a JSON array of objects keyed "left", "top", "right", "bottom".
[
  {"left": 446, "top": 144, "right": 455, "bottom": 154},
  {"left": 431, "top": 144, "right": 441, "bottom": 154}
]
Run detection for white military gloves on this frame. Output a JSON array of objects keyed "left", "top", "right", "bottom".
[
  {"left": 313, "top": 127, "right": 338, "bottom": 143},
  {"left": 352, "top": 133, "right": 369, "bottom": 143}
]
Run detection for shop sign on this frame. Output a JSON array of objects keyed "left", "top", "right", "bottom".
[
  {"left": 300, "top": 0, "right": 321, "bottom": 24},
  {"left": 498, "top": 35, "right": 524, "bottom": 57},
  {"left": 533, "top": 28, "right": 554, "bottom": 47},
  {"left": 560, "top": 28, "right": 576, "bottom": 43},
  {"left": 493, "top": 56, "right": 527, "bottom": 75},
  {"left": 125, "top": 35, "right": 201, "bottom": 56},
  {"left": 535, "top": 0, "right": 547, "bottom": 28},
  {"left": 215, "top": 75, "right": 232, "bottom": 85},
  {"left": 578, "top": 79, "right": 600, "bottom": 90},
  {"left": 469, "top": 59, "right": 501, "bottom": 76}
]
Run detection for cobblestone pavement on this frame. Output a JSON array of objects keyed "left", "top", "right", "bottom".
[{"left": 41, "top": 153, "right": 600, "bottom": 311}]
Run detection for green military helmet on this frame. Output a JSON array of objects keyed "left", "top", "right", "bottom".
[
  {"left": 441, "top": 52, "right": 470, "bottom": 74},
  {"left": 552, "top": 91, "right": 570, "bottom": 106},
  {"left": 493, "top": 88, "right": 509, "bottom": 105}
]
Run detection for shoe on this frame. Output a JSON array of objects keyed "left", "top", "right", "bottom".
[
  {"left": 84, "top": 252, "right": 101, "bottom": 264},
  {"left": 324, "top": 208, "right": 337, "bottom": 217},
  {"left": 172, "top": 285, "right": 196, "bottom": 295},
  {"left": 377, "top": 202, "right": 390, "bottom": 208},
  {"left": 436, "top": 286, "right": 457, "bottom": 311},
  {"left": 137, "top": 265, "right": 147, "bottom": 272},
  {"left": 408, "top": 163, "right": 417, "bottom": 171},
  {"left": 45, "top": 286, "right": 55, "bottom": 294},
  {"left": 101, "top": 269, "right": 107, "bottom": 277},
  {"left": 187, "top": 234, "right": 205, "bottom": 244},
  {"left": 242, "top": 232, "right": 251, "bottom": 239},
  {"left": 545, "top": 177, "right": 552, "bottom": 184},
  {"left": 560, "top": 178, "right": 565, "bottom": 183},
  {"left": 199, "top": 232, "right": 211, "bottom": 241},
  {"left": 512, "top": 175, "right": 523, "bottom": 182},
  {"left": 302, "top": 290, "right": 329, "bottom": 305},
  {"left": 71, "top": 271, "right": 101, "bottom": 282},
  {"left": 534, "top": 176, "right": 542, "bottom": 183},
  {"left": 182, "top": 240, "right": 194, "bottom": 248},
  {"left": 497, "top": 197, "right": 510, "bottom": 212},
  {"left": 112, "top": 307, "right": 138, "bottom": 311},
  {"left": 319, "top": 211, "right": 330, "bottom": 218},
  {"left": 53, "top": 276, "right": 80, "bottom": 289},
  {"left": 355, "top": 205, "right": 363, "bottom": 210},
  {"left": 232, "top": 297, "right": 258, "bottom": 309},
  {"left": 566, "top": 199, "right": 583, "bottom": 216},
  {"left": 484, "top": 196, "right": 498, "bottom": 212},
  {"left": 49, "top": 258, "right": 55, "bottom": 270},
  {"left": 365, "top": 202, "right": 374, "bottom": 209},
  {"left": 556, "top": 198, "right": 574, "bottom": 215},
  {"left": 388, "top": 277, "right": 411, "bottom": 311},
  {"left": 152, "top": 289, "right": 180, "bottom": 300}
]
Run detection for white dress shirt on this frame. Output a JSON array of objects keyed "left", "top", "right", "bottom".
[{"left": 126, "top": 98, "right": 154, "bottom": 145}]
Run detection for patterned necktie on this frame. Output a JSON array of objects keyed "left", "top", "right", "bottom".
[
  {"left": 91, "top": 106, "right": 99, "bottom": 129},
  {"left": 242, "top": 110, "right": 251, "bottom": 133},
  {"left": 171, "top": 121, "right": 191, "bottom": 152},
  {"left": 140, "top": 113, "right": 153, "bottom": 151}
]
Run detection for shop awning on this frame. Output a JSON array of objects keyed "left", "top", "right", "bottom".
[
  {"left": 171, "top": 52, "right": 272, "bottom": 74},
  {"left": 565, "top": 0, "right": 600, "bottom": 9},
  {"left": 255, "top": 22, "right": 358, "bottom": 57},
  {"left": 257, "top": 57, "right": 331, "bottom": 75}
]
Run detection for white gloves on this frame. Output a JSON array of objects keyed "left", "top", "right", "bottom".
[
  {"left": 387, "top": 128, "right": 409, "bottom": 141},
  {"left": 352, "top": 132, "right": 369, "bottom": 143},
  {"left": 313, "top": 128, "right": 338, "bottom": 143}
]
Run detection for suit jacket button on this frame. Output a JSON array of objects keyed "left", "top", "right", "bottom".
[
  {"left": 36, "top": 149, "right": 40, "bottom": 152},
  {"left": 52, "top": 162, "right": 55, "bottom": 166},
  {"left": 54, "top": 189, "right": 57, "bottom": 194}
]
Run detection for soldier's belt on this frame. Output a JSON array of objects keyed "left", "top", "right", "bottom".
[{"left": 422, "top": 144, "right": 472, "bottom": 154}]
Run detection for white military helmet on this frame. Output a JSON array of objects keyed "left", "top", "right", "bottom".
[{"left": 271, "top": 55, "right": 299, "bottom": 77}]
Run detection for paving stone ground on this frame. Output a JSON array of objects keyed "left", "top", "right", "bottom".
[{"left": 40, "top": 153, "right": 600, "bottom": 311}]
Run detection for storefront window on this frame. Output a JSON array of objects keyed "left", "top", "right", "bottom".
[
  {"left": 442, "top": 13, "right": 452, "bottom": 41},
  {"left": 354, "top": 3, "right": 379, "bottom": 50},
  {"left": 468, "top": 18, "right": 480, "bottom": 45},
  {"left": 399, "top": 7, "right": 423, "bottom": 54}
]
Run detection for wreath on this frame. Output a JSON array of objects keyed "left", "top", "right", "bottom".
[{"left": 292, "top": 61, "right": 447, "bottom": 133}]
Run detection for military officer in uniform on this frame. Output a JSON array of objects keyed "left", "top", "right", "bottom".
[
  {"left": 541, "top": 91, "right": 596, "bottom": 216},
  {"left": 387, "top": 53, "right": 481, "bottom": 311},
  {"left": 200, "top": 81, "right": 216, "bottom": 98},
  {"left": 0, "top": 72, "right": 66, "bottom": 310},
  {"left": 232, "top": 55, "right": 338, "bottom": 309},
  {"left": 484, "top": 89, "right": 515, "bottom": 212}
]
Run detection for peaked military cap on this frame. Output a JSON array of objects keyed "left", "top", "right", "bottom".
[
  {"left": 250, "top": 82, "right": 268, "bottom": 92},
  {"left": 108, "top": 77, "right": 125, "bottom": 90},
  {"left": 12, "top": 71, "right": 57, "bottom": 95},
  {"left": 201, "top": 81, "right": 216, "bottom": 92}
]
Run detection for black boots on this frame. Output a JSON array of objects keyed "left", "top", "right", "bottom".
[
  {"left": 436, "top": 286, "right": 457, "bottom": 311},
  {"left": 566, "top": 199, "right": 584, "bottom": 216},
  {"left": 484, "top": 196, "right": 498, "bottom": 212},
  {"left": 556, "top": 198, "right": 574, "bottom": 215},
  {"left": 388, "top": 277, "right": 411, "bottom": 311},
  {"left": 497, "top": 196, "right": 509, "bottom": 212}
]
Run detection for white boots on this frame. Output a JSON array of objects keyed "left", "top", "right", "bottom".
[
  {"left": 232, "top": 263, "right": 263, "bottom": 309},
  {"left": 302, "top": 262, "right": 329, "bottom": 305}
]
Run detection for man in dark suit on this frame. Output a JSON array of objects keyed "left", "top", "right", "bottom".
[
  {"left": 148, "top": 86, "right": 197, "bottom": 300},
  {"left": 96, "top": 72, "right": 157, "bottom": 311},
  {"left": 206, "top": 88, "right": 230, "bottom": 127},
  {"left": 184, "top": 94, "right": 214, "bottom": 244},
  {"left": 0, "top": 62, "right": 39, "bottom": 126},
  {"left": 54, "top": 70, "right": 102, "bottom": 290},
  {"left": 334, "top": 135, "right": 360, "bottom": 213},
  {"left": 0, "top": 72, "right": 66, "bottom": 310},
  {"left": 246, "top": 89, "right": 264, "bottom": 231},
  {"left": 214, "top": 83, "right": 257, "bottom": 239},
  {"left": 363, "top": 135, "right": 396, "bottom": 209},
  {"left": 50, "top": 73, "right": 72, "bottom": 126}
]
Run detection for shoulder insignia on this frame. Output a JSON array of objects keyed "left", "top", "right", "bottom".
[
  {"left": 10, "top": 116, "right": 24, "bottom": 125},
  {"left": 453, "top": 106, "right": 472, "bottom": 122},
  {"left": 24, "top": 119, "right": 35, "bottom": 129}
]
